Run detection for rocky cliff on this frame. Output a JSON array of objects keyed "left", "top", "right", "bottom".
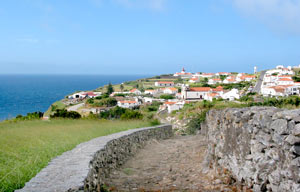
[{"left": 202, "top": 107, "right": 300, "bottom": 192}]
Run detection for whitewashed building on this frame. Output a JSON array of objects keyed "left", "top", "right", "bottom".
[
  {"left": 154, "top": 81, "right": 175, "bottom": 87},
  {"left": 174, "top": 67, "right": 193, "bottom": 79},
  {"left": 130, "top": 88, "right": 142, "bottom": 95},
  {"left": 162, "top": 87, "right": 178, "bottom": 94},
  {"left": 221, "top": 89, "right": 240, "bottom": 101},
  {"left": 117, "top": 100, "right": 140, "bottom": 108}
]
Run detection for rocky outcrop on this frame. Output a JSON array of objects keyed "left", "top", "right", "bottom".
[
  {"left": 16, "top": 124, "right": 173, "bottom": 192},
  {"left": 202, "top": 107, "right": 300, "bottom": 192}
]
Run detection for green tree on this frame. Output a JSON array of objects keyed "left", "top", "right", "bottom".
[
  {"left": 220, "top": 75, "right": 227, "bottom": 81},
  {"left": 106, "top": 83, "right": 114, "bottom": 95},
  {"left": 120, "top": 84, "right": 124, "bottom": 92}
]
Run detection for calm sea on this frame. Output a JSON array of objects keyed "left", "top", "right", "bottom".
[{"left": 0, "top": 74, "right": 148, "bottom": 121}]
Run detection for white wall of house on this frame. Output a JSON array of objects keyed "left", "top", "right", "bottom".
[
  {"left": 286, "top": 86, "right": 300, "bottom": 95},
  {"left": 277, "top": 80, "right": 294, "bottom": 86},
  {"left": 163, "top": 88, "right": 178, "bottom": 94},
  {"left": 154, "top": 82, "right": 175, "bottom": 87},
  {"left": 221, "top": 89, "right": 240, "bottom": 101},
  {"left": 117, "top": 101, "right": 140, "bottom": 108}
]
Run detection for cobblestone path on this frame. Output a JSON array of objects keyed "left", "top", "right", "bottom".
[{"left": 103, "top": 135, "right": 245, "bottom": 192}]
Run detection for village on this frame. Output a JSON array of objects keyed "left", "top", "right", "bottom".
[{"left": 53, "top": 65, "right": 300, "bottom": 116}]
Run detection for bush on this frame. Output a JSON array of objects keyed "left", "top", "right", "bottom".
[
  {"left": 93, "top": 97, "right": 117, "bottom": 107},
  {"left": 95, "top": 94, "right": 109, "bottom": 100},
  {"left": 186, "top": 110, "right": 207, "bottom": 135},
  {"left": 239, "top": 95, "right": 254, "bottom": 102},
  {"left": 99, "top": 106, "right": 126, "bottom": 119},
  {"left": 50, "top": 109, "right": 81, "bottom": 119},
  {"left": 87, "top": 98, "right": 94, "bottom": 104},
  {"left": 120, "top": 110, "right": 143, "bottom": 120},
  {"left": 160, "top": 94, "right": 175, "bottom": 99},
  {"left": 16, "top": 111, "right": 44, "bottom": 121},
  {"left": 99, "top": 106, "right": 143, "bottom": 120},
  {"left": 150, "top": 119, "right": 160, "bottom": 126}
]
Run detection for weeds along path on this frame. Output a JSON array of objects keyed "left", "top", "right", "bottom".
[{"left": 103, "top": 135, "right": 243, "bottom": 192}]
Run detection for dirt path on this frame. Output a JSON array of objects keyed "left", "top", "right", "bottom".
[{"left": 103, "top": 135, "right": 242, "bottom": 192}]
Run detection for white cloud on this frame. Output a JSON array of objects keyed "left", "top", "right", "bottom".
[
  {"left": 231, "top": 0, "right": 300, "bottom": 34},
  {"left": 112, "top": 0, "right": 167, "bottom": 11},
  {"left": 16, "top": 38, "right": 39, "bottom": 43}
]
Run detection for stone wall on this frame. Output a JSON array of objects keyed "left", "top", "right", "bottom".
[
  {"left": 202, "top": 107, "right": 300, "bottom": 192},
  {"left": 17, "top": 124, "right": 173, "bottom": 192}
]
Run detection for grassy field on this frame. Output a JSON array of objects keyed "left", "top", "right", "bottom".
[{"left": 0, "top": 119, "right": 151, "bottom": 192}]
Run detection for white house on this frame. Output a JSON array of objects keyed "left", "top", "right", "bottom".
[
  {"left": 162, "top": 87, "right": 178, "bottom": 94},
  {"left": 154, "top": 81, "right": 175, "bottom": 87},
  {"left": 189, "top": 77, "right": 200, "bottom": 83},
  {"left": 144, "top": 89, "right": 155, "bottom": 95},
  {"left": 181, "top": 86, "right": 211, "bottom": 100},
  {"left": 277, "top": 78, "right": 294, "bottom": 86},
  {"left": 208, "top": 78, "right": 222, "bottom": 85},
  {"left": 221, "top": 89, "right": 240, "bottom": 101},
  {"left": 237, "top": 75, "right": 256, "bottom": 82},
  {"left": 161, "top": 101, "right": 185, "bottom": 113},
  {"left": 285, "top": 85, "right": 300, "bottom": 96},
  {"left": 200, "top": 73, "right": 215, "bottom": 78},
  {"left": 129, "top": 88, "right": 142, "bottom": 95},
  {"left": 261, "top": 86, "right": 287, "bottom": 97},
  {"left": 216, "top": 72, "right": 231, "bottom": 76},
  {"left": 223, "top": 77, "right": 237, "bottom": 84},
  {"left": 117, "top": 100, "right": 140, "bottom": 108},
  {"left": 85, "top": 92, "right": 102, "bottom": 98},
  {"left": 206, "top": 93, "right": 220, "bottom": 101},
  {"left": 68, "top": 92, "right": 87, "bottom": 99}
]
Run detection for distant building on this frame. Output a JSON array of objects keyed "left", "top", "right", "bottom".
[
  {"left": 181, "top": 86, "right": 211, "bottom": 100},
  {"left": 189, "top": 77, "right": 200, "bottom": 83},
  {"left": 160, "top": 100, "right": 185, "bottom": 113},
  {"left": 221, "top": 89, "right": 240, "bottom": 101},
  {"left": 208, "top": 78, "right": 222, "bottom": 85},
  {"left": 162, "top": 87, "right": 178, "bottom": 94},
  {"left": 129, "top": 88, "right": 142, "bottom": 95},
  {"left": 154, "top": 81, "right": 175, "bottom": 87},
  {"left": 173, "top": 67, "right": 193, "bottom": 79},
  {"left": 117, "top": 100, "right": 140, "bottom": 108}
]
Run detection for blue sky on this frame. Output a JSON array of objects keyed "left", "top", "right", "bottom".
[{"left": 1, "top": 0, "right": 300, "bottom": 75}]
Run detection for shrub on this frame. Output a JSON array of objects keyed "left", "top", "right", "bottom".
[
  {"left": 160, "top": 94, "right": 175, "bottom": 99},
  {"left": 186, "top": 110, "right": 207, "bottom": 135},
  {"left": 150, "top": 119, "right": 160, "bottom": 126},
  {"left": 99, "top": 106, "right": 126, "bottom": 119},
  {"left": 120, "top": 110, "right": 143, "bottom": 120},
  {"left": 93, "top": 97, "right": 117, "bottom": 107},
  {"left": 239, "top": 95, "right": 254, "bottom": 102},
  {"left": 50, "top": 109, "right": 81, "bottom": 119},
  {"left": 87, "top": 98, "right": 94, "bottom": 104},
  {"left": 16, "top": 111, "right": 44, "bottom": 121}
]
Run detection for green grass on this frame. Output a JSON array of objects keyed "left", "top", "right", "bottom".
[
  {"left": 0, "top": 119, "right": 151, "bottom": 192},
  {"left": 44, "top": 100, "right": 66, "bottom": 117}
]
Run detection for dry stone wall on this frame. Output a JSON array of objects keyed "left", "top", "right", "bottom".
[
  {"left": 202, "top": 107, "right": 300, "bottom": 192},
  {"left": 16, "top": 124, "right": 173, "bottom": 192}
]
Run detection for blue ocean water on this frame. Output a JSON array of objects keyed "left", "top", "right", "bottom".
[{"left": 0, "top": 74, "right": 148, "bottom": 121}]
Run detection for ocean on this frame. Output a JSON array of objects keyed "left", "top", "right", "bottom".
[{"left": 0, "top": 74, "right": 149, "bottom": 121}]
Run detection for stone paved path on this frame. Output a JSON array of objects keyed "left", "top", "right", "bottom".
[{"left": 103, "top": 135, "right": 243, "bottom": 192}]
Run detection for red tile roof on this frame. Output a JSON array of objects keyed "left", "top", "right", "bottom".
[
  {"left": 164, "top": 101, "right": 176, "bottom": 105},
  {"left": 120, "top": 100, "right": 137, "bottom": 104},
  {"left": 279, "top": 78, "right": 293, "bottom": 81},
  {"left": 189, "top": 87, "right": 211, "bottom": 92}
]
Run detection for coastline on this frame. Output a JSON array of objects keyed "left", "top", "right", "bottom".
[{"left": 0, "top": 74, "right": 150, "bottom": 121}]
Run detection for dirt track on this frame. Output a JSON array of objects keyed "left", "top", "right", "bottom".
[{"left": 103, "top": 135, "right": 247, "bottom": 192}]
